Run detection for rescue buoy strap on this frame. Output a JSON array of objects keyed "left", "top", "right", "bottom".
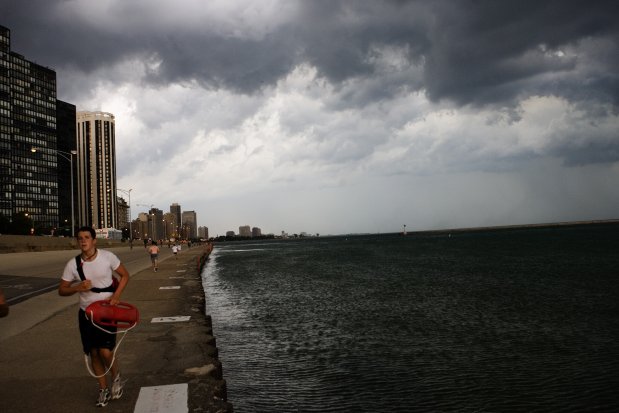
[{"left": 74, "top": 255, "right": 118, "bottom": 293}]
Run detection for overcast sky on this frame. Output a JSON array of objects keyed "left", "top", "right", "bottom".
[{"left": 4, "top": 0, "right": 619, "bottom": 236}]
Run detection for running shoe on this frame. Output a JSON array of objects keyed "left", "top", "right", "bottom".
[
  {"left": 96, "top": 388, "right": 111, "bottom": 407},
  {"left": 112, "top": 373, "right": 124, "bottom": 399}
]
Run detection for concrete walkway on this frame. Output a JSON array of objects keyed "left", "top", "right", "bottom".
[
  {"left": 0, "top": 245, "right": 232, "bottom": 412},
  {"left": 0, "top": 245, "right": 174, "bottom": 338}
]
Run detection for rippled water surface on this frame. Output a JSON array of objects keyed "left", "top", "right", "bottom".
[{"left": 201, "top": 224, "right": 619, "bottom": 412}]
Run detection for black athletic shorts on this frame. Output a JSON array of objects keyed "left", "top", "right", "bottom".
[{"left": 78, "top": 309, "right": 117, "bottom": 354}]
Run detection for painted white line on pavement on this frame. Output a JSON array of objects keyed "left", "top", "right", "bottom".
[
  {"left": 151, "top": 316, "right": 191, "bottom": 323},
  {"left": 134, "top": 383, "right": 188, "bottom": 413},
  {"left": 159, "top": 286, "right": 181, "bottom": 290},
  {"left": 176, "top": 270, "right": 187, "bottom": 273}
]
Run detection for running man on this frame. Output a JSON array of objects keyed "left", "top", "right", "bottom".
[
  {"left": 59, "top": 226, "right": 130, "bottom": 407},
  {"left": 148, "top": 240, "right": 160, "bottom": 272}
]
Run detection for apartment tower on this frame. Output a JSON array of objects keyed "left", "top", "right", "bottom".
[
  {"left": 181, "top": 210, "right": 197, "bottom": 239},
  {"left": 170, "top": 203, "right": 181, "bottom": 237},
  {"left": 0, "top": 25, "right": 76, "bottom": 233},
  {"left": 76, "top": 111, "right": 118, "bottom": 229}
]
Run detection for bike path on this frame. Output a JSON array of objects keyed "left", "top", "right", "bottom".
[{"left": 0, "top": 246, "right": 231, "bottom": 412}]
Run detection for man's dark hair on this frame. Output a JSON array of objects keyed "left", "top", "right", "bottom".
[{"left": 76, "top": 226, "right": 96, "bottom": 239}]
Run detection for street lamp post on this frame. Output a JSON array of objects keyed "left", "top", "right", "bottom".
[{"left": 31, "top": 147, "right": 77, "bottom": 236}]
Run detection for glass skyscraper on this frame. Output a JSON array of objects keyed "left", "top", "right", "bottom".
[{"left": 0, "top": 25, "right": 66, "bottom": 233}]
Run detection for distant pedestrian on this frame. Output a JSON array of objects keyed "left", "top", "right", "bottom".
[
  {"left": 58, "top": 226, "right": 130, "bottom": 407},
  {"left": 172, "top": 244, "right": 178, "bottom": 259},
  {"left": 148, "top": 241, "right": 160, "bottom": 272}
]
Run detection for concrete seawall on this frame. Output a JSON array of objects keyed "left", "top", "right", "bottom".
[{"left": 0, "top": 234, "right": 125, "bottom": 253}]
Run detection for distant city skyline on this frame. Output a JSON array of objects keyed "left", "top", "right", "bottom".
[{"left": 2, "top": 21, "right": 272, "bottom": 239}]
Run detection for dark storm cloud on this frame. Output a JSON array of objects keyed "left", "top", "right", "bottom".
[
  {"left": 4, "top": 0, "right": 619, "bottom": 168},
  {"left": 3, "top": 0, "right": 618, "bottom": 108},
  {"left": 421, "top": 0, "right": 619, "bottom": 107},
  {"left": 143, "top": 33, "right": 297, "bottom": 93}
]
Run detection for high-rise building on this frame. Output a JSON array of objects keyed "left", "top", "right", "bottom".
[
  {"left": 76, "top": 111, "right": 118, "bottom": 230},
  {"left": 252, "top": 227, "right": 262, "bottom": 237},
  {"left": 137, "top": 212, "right": 149, "bottom": 240},
  {"left": 150, "top": 207, "right": 164, "bottom": 240},
  {"left": 56, "top": 100, "right": 77, "bottom": 235},
  {"left": 116, "top": 196, "right": 129, "bottom": 237},
  {"left": 163, "top": 212, "right": 176, "bottom": 240},
  {"left": 0, "top": 25, "right": 78, "bottom": 234},
  {"left": 170, "top": 203, "right": 181, "bottom": 237},
  {"left": 198, "top": 226, "right": 209, "bottom": 239},
  {"left": 181, "top": 210, "right": 197, "bottom": 239},
  {"left": 239, "top": 225, "right": 251, "bottom": 237}
]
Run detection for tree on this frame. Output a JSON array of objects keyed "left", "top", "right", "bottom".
[
  {"left": 0, "top": 213, "right": 10, "bottom": 234},
  {"left": 11, "top": 212, "right": 33, "bottom": 235}
]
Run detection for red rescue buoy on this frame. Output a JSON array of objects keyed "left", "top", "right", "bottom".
[{"left": 85, "top": 300, "right": 139, "bottom": 329}]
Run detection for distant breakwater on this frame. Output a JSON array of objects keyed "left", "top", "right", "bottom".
[{"left": 407, "top": 218, "right": 619, "bottom": 236}]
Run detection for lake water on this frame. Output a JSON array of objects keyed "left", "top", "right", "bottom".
[{"left": 201, "top": 224, "right": 619, "bottom": 412}]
